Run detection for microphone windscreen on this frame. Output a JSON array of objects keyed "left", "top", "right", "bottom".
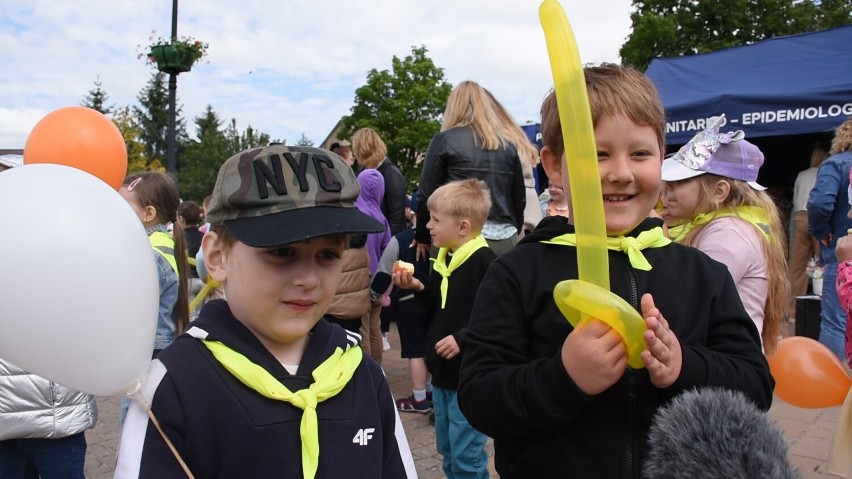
[{"left": 644, "top": 387, "right": 799, "bottom": 479}]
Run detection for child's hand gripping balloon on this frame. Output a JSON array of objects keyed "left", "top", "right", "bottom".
[{"left": 539, "top": 0, "right": 646, "bottom": 368}]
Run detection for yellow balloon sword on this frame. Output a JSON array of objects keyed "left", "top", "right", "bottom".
[{"left": 539, "top": 0, "right": 646, "bottom": 368}]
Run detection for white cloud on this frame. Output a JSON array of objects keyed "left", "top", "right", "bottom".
[{"left": 0, "top": 0, "right": 633, "bottom": 149}]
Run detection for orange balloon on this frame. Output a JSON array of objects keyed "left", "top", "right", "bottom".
[
  {"left": 767, "top": 336, "right": 851, "bottom": 408},
  {"left": 24, "top": 106, "right": 127, "bottom": 190}
]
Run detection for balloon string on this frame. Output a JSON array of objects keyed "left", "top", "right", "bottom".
[{"left": 147, "top": 409, "right": 196, "bottom": 479}]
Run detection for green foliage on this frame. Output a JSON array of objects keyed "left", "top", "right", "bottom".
[
  {"left": 80, "top": 69, "right": 272, "bottom": 197},
  {"left": 177, "top": 106, "right": 272, "bottom": 201},
  {"left": 139, "top": 32, "right": 209, "bottom": 70},
  {"left": 178, "top": 105, "right": 227, "bottom": 201},
  {"left": 340, "top": 45, "right": 452, "bottom": 187},
  {"left": 111, "top": 106, "right": 159, "bottom": 173},
  {"left": 296, "top": 133, "right": 314, "bottom": 147},
  {"left": 133, "top": 72, "right": 188, "bottom": 168},
  {"left": 81, "top": 77, "right": 114, "bottom": 115},
  {"left": 223, "top": 119, "right": 272, "bottom": 153},
  {"left": 621, "top": 0, "right": 852, "bottom": 71}
]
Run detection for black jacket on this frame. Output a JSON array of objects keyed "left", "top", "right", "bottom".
[
  {"left": 416, "top": 126, "right": 526, "bottom": 243},
  {"left": 376, "top": 158, "right": 408, "bottom": 236},
  {"left": 457, "top": 217, "right": 774, "bottom": 478},
  {"left": 115, "top": 300, "right": 413, "bottom": 478},
  {"left": 416, "top": 246, "right": 496, "bottom": 389}
]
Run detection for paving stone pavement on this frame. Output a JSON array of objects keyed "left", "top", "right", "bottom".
[{"left": 85, "top": 322, "right": 847, "bottom": 478}]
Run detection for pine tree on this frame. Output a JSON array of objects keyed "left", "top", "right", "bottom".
[
  {"left": 296, "top": 133, "right": 314, "bottom": 147},
  {"left": 81, "top": 76, "right": 114, "bottom": 115},
  {"left": 133, "top": 72, "right": 187, "bottom": 168}
]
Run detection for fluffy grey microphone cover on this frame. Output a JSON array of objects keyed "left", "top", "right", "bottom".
[{"left": 644, "top": 387, "right": 800, "bottom": 479}]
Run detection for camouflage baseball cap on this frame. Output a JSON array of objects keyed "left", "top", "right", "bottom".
[{"left": 206, "top": 144, "right": 383, "bottom": 247}]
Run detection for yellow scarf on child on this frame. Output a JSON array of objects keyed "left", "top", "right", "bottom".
[
  {"left": 431, "top": 235, "right": 489, "bottom": 309},
  {"left": 201, "top": 340, "right": 362, "bottom": 479},
  {"left": 541, "top": 227, "right": 670, "bottom": 271},
  {"left": 670, "top": 206, "right": 771, "bottom": 243}
]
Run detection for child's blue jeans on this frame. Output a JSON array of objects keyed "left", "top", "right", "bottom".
[{"left": 432, "top": 386, "right": 489, "bottom": 479}]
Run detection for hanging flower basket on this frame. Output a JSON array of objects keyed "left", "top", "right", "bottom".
[
  {"left": 149, "top": 44, "right": 193, "bottom": 73},
  {"left": 139, "top": 33, "right": 209, "bottom": 74}
]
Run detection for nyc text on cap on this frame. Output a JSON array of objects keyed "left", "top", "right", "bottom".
[{"left": 206, "top": 145, "right": 383, "bottom": 247}]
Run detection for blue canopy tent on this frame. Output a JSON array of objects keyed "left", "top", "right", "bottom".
[
  {"left": 521, "top": 123, "right": 547, "bottom": 193},
  {"left": 646, "top": 25, "right": 852, "bottom": 147}
]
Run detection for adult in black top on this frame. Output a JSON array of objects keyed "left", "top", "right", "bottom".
[{"left": 415, "top": 81, "right": 526, "bottom": 258}]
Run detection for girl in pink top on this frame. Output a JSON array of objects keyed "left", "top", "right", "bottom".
[{"left": 661, "top": 116, "right": 788, "bottom": 354}]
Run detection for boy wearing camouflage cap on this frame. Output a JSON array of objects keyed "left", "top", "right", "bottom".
[{"left": 116, "top": 145, "right": 416, "bottom": 478}]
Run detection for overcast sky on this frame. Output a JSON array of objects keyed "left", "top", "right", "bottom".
[{"left": 0, "top": 0, "right": 634, "bottom": 149}]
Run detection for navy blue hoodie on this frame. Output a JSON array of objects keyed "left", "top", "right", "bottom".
[{"left": 116, "top": 299, "right": 415, "bottom": 478}]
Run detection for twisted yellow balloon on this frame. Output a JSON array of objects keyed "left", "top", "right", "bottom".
[{"left": 539, "top": 0, "right": 645, "bottom": 368}]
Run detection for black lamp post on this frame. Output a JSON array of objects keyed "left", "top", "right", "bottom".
[{"left": 166, "top": 0, "right": 179, "bottom": 183}]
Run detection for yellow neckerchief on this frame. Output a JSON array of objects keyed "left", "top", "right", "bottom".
[
  {"left": 541, "top": 227, "right": 671, "bottom": 271},
  {"left": 667, "top": 223, "right": 687, "bottom": 241},
  {"left": 201, "top": 340, "right": 362, "bottom": 479},
  {"left": 671, "top": 206, "right": 771, "bottom": 243},
  {"left": 431, "top": 235, "right": 489, "bottom": 309}
]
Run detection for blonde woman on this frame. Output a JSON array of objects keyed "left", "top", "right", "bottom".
[
  {"left": 352, "top": 127, "right": 408, "bottom": 235},
  {"left": 662, "top": 116, "right": 789, "bottom": 354},
  {"left": 482, "top": 88, "right": 543, "bottom": 236},
  {"left": 415, "top": 81, "right": 526, "bottom": 258}
]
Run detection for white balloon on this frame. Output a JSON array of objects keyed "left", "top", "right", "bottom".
[{"left": 0, "top": 164, "right": 157, "bottom": 396}]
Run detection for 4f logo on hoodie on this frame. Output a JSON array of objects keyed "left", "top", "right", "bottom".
[{"left": 352, "top": 428, "right": 375, "bottom": 446}]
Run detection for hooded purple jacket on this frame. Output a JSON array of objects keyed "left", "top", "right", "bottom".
[{"left": 355, "top": 169, "right": 391, "bottom": 275}]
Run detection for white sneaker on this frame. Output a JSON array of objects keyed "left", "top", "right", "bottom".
[{"left": 382, "top": 333, "right": 391, "bottom": 351}]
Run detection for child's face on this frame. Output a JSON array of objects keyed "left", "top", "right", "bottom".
[
  {"left": 662, "top": 178, "right": 708, "bottom": 219},
  {"left": 427, "top": 208, "right": 465, "bottom": 251},
  {"left": 548, "top": 183, "right": 567, "bottom": 203},
  {"left": 207, "top": 235, "right": 345, "bottom": 349},
  {"left": 542, "top": 113, "right": 663, "bottom": 235}
]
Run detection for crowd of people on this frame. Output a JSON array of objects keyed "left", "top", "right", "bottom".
[{"left": 2, "top": 63, "right": 851, "bottom": 478}]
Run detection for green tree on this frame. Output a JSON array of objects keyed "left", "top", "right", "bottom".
[
  {"left": 223, "top": 119, "right": 273, "bottom": 153},
  {"left": 111, "top": 106, "right": 161, "bottom": 173},
  {"left": 178, "top": 105, "right": 229, "bottom": 201},
  {"left": 340, "top": 45, "right": 452, "bottom": 186},
  {"left": 81, "top": 76, "right": 114, "bottom": 115},
  {"left": 621, "top": 0, "right": 852, "bottom": 71},
  {"left": 296, "top": 133, "right": 314, "bottom": 147},
  {"left": 179, "top": 106, "right": 273, "bottom": 201},
  {"left": 133, "top": 72, "right": 187, "bottom": 169}
]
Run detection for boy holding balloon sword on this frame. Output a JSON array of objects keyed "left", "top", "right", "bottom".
[
  {"left": 115, "top": 145, "right": 416, "bottom": 478},
  {"left": 457, "top": 62, "right": 773, "bottom": 478}
]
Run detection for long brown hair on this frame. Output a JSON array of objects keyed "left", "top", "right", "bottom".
[
  {"left": 681, "top": 175, "right": 789, "bottom": 353},
  {"left": 123, "top": 172, "right": 190, "bottom": 334},
  {"left": 481, "top": 87, "right": 540, "bottom": 167}
]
